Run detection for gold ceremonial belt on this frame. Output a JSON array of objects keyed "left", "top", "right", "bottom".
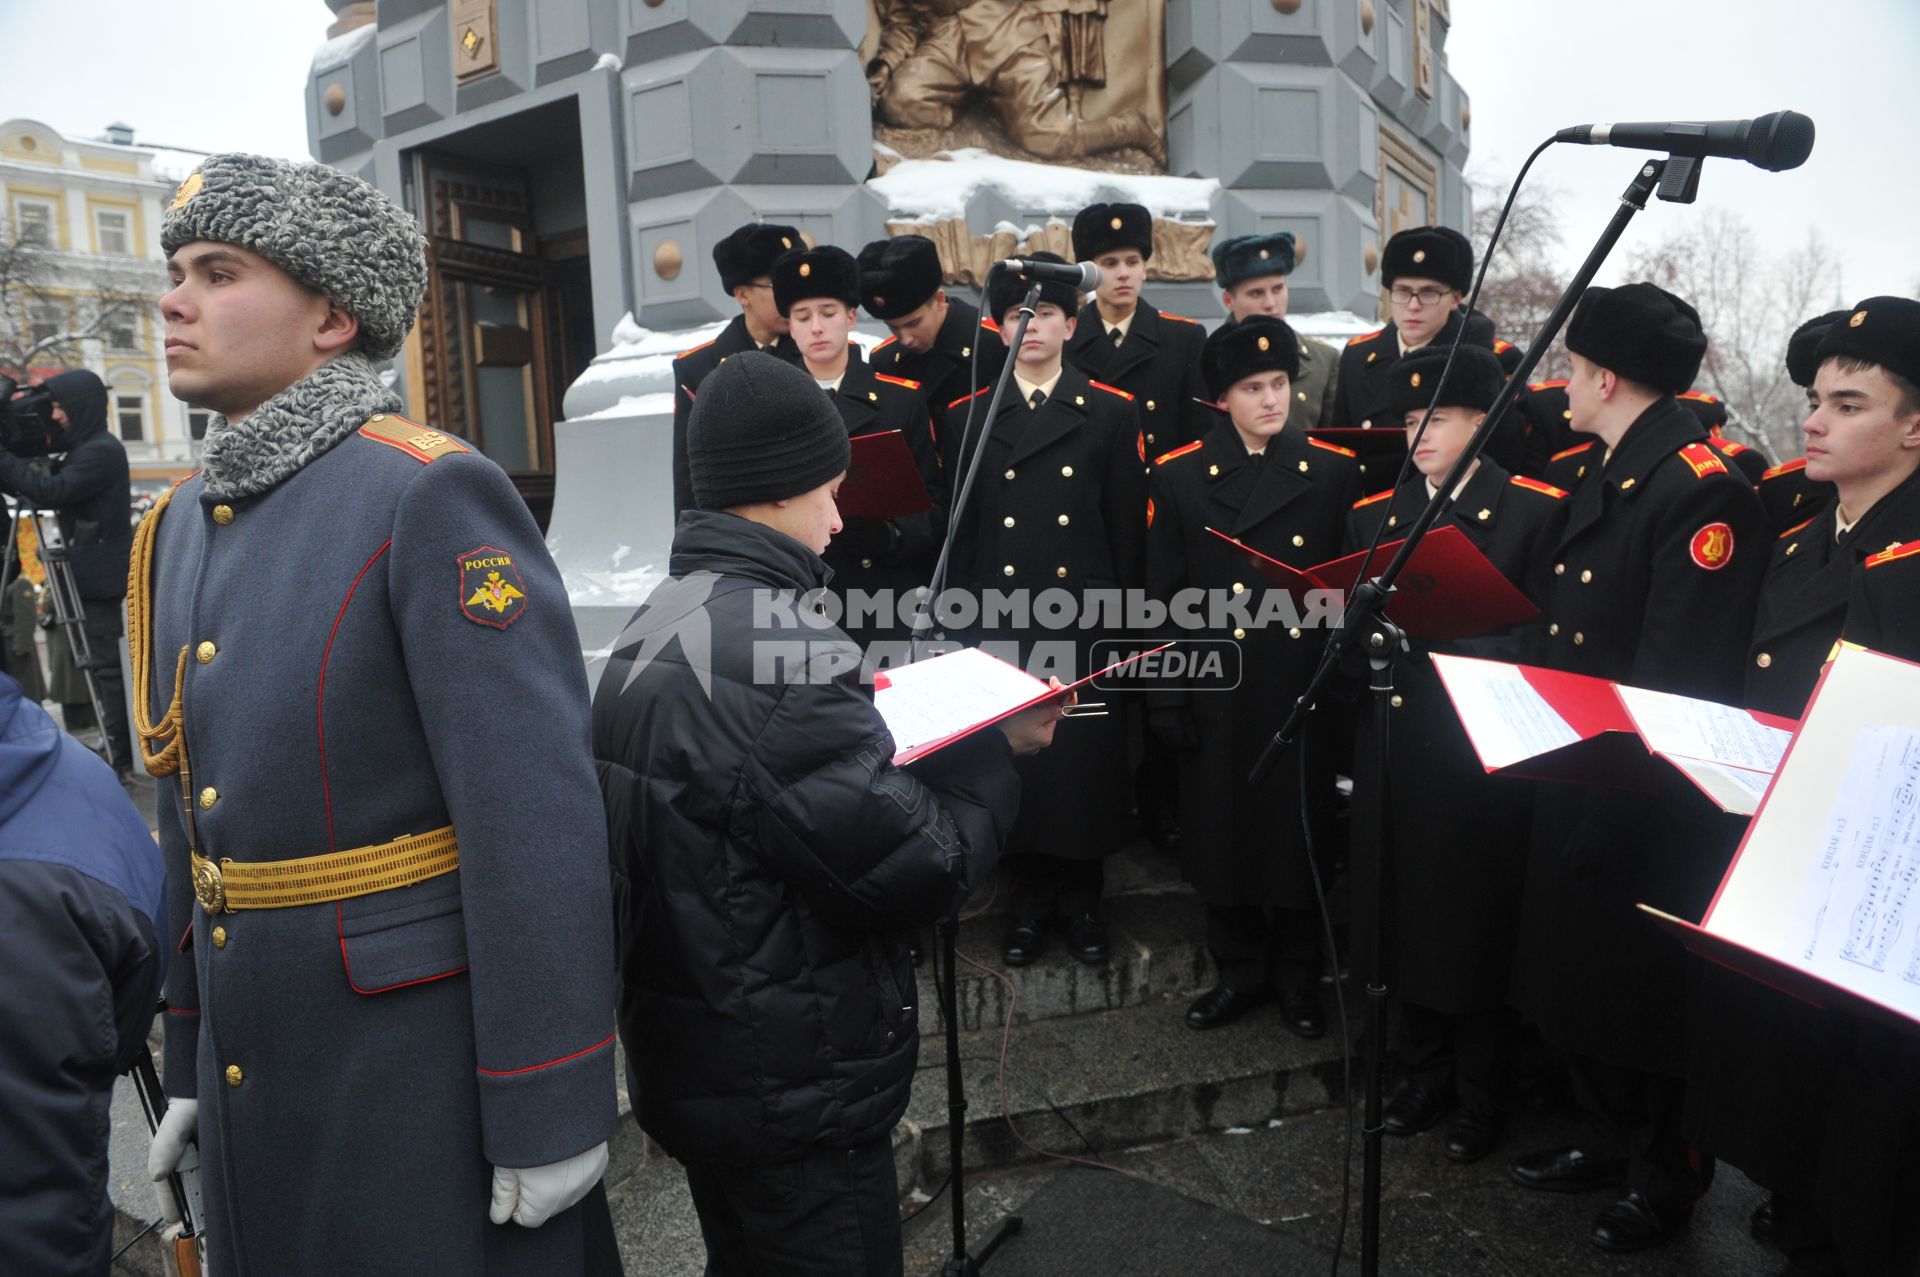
[{"left": 191, "top": 826, "right": 460, "bottom": 913}]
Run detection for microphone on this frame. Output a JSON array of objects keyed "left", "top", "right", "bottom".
[
  {"left": 996, "top": 258, "right": 1103, "bottom": 290},
  {"left": 1553, "top": 110, "right": 1815, "bottom": 172}
]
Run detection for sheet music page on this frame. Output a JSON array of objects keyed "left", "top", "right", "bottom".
[
  {"left": 1784, "top": 723, "right": 1920, "bottom": 1018},
  {"left": 1615, "top": 684, "right": 1791, "bottom": 773},
  {"left": 1663, "top": 755, "right": 1774, "bottom": 816},
  {"left": 1430, "top": 654, "right": 1580, "bottom": 770},
  {"left": 874, "top": 647, "right": 1046, "bottom": 762}
]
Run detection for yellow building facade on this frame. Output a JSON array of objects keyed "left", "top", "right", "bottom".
[{"left": 1, "top": 117, "right": 207, "bottom": 488}]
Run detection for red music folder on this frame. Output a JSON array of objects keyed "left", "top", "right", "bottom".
[
  {"left": 1638, "top": 643, "right": 1920, "bottom": 1035},
  {"left": 1207, "top": 524, "right": 1538, "bottom": 641},
  {"left": 873, "top": 643, "right": 1173, "bottom": 766},
  {"left": 1429, "top": 652, "right": 1798, "bottom": 814},
  {"left": 837, "top": 430, "right": 932, "bottom": 521}
]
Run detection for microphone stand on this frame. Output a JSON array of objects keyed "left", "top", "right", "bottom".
[
  {"left": 1247, "top": 155, "right": 1674, "bottom": 1277},
  {"left": 910, "top": 268, "right": 1042, "bottom": 1276}
]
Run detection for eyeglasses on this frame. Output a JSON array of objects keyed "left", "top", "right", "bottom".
[{"left": 1390, "top": 285, "right": 1454, "bottom": 308}]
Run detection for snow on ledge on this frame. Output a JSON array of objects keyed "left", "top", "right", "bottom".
[
  {"left": 312, "top": 23, "right": 377, "bottom": 74},
  {"left": 869, "top": 148, "right": 1219, "bottom": 223}
]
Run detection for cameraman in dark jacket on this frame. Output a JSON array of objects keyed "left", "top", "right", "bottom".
[
  {"left": 594, "top": 352, "right": 1059, "bottom": 1276},
  {"left": 0, "top": 370, "right": 132, "bottom": 769}
]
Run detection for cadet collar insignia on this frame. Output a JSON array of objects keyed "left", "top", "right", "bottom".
[
  {"left": 1689, "top": 523, "right": 1735, "bottom": 571},
  {"left": 1677, "top": 441, "right": 1728, "bottom": 480},
  {"left": 1866, "top": 540, "right": 1920, "bottom": 569},
  {"left": 459, "top": 546, "right": 528, "bottom": 629},
  {"left": 169, "top": 171, "right": 204, "bottom": 211}
]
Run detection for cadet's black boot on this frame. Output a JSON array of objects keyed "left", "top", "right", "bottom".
[
  {"left": 1185, "top": 985, "right": 1272, "bottom": 1031},
  {"left": 1443, "top": 1105, "right": 1503, "bottom": 1163},
  {"left": 1590, "top": 1190, "right": 1690, "bottom": 1253},
  {"left": 1002, "top": 917, "right": 1047, "bottom": 967},
  {"left": 1064, "top": 912, "right": 1108, "bottom": 965},
  {"left": 1381, "top": 1081, "right": 1448, "bottom": 1138},
  {"left": 1508, "top": 1145, "right": 1626, "bottom": 1193},
  {"left": 1278, "top": 984, "right": 1326, "bottom": 1039}
]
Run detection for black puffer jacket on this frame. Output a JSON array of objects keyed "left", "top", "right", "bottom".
[
  {"left": 593, "top": 511, "right": 1020, "bottom": 1166},
  {"left": 0, "top": 370, "right": 131, "bottom": 601}
]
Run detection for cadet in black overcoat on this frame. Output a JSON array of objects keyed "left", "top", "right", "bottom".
[
  {"left": 1328, "top": 226, "right": 1478, "bottom": 432},
  {"left": 1064, "top": 203, "right": 1212, "bottom": 456},
  {"left": 1685, "top": 297, "right": 1920, "bottom": 1274},
  {"left": 1144, "top": 316, "right": 1358, "bottom": 1036},
  {"left": 858, "top": 234, "right": 1006, "bottom": 454},
  {"left": 944, "top": 254, "right": 1147, "bottom": 968},
  {"left": 1343, "top": 347, "right": 1567, "bottom": 1163},
  {"left": 772, "top": 245, "right": 938, "bottom": 662},
  {"left": 671, "top": 223, "right": 803, "bottom": 516},
  {"left": 1501, "top": 284, "right": 1766, "bottom": 1255}
]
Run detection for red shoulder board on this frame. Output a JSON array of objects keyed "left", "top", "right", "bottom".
[
  {"left": 1550, "top": 441, "right": 1595, "bottom": 462},
  {"left": 1154, "top": 440, "right": 1203, "bottom": 466},
  {"left": 981, "top": 316, "right": 1002, "bottom": 333},
  {"left": 1309, "top": 437, "right": 1358, "bottom": 458},
  {"left": 1778, "top": 516, "right": 1817, "bottom": 540},
  {"left": 1762, "top": 457, "right": 1808, "bottom": 481},
  {"left": 1161, "top": 311, "right": 1203, "bottom": 326},
  {"left": 1867, "top": 540, "right": 1920, "bottom": 569},
  {"left": 1509, "top": 475, "right": 1569, "bottom": 499},
  {"left": 1528, "top": 379, "right": 1569, "bottom": 392},
  {"left": 1494, "top": 339, "right": 1515, "bottom": 353},
  {"left": 358, "top": 415, "right": 470, "bottom": 464},
  {"left": 1712, "top": 436, "right": 1752, "bottom": 456},
  {"left": 947, "top": 386, "right": 990, "bottom": 412},
  {"left": 1678, "top": 441, "right": 1729, "bottom": 479},
  {"left": 873, "top": 372, "right": 921, "bottom": 391},
  {"left": 675, "top": 337, "right": 717, "bottom": 360},
  {"left": 1090, "top": 379, "right": 1135, "bottom": 401},
  {"left": 871, "top": 335, "right": 897, "bottom": 352},
  {"left": 1352, "top": 487, "right": 1395, "bottom": 509},
  {"left": 1347, "top": 327, "right": 1387, "bottom": 346},
  {"left": 1679, "top": 390, "right": 1721, "bottom": 405}
]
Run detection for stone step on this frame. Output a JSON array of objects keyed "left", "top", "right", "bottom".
[
  {"left": 912, "top": 889, "right": 1214, "bottom": 1034},
  {"left": 901, "top": 989, "right": 1352, "bottom": 1190}
]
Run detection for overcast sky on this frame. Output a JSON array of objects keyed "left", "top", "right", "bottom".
[{"left": 3, "top": 0, "right": 1916, "bottom": 298}]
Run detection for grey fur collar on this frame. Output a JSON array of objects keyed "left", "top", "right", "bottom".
[{"left": 201, "top": 353, "right": 403, "bottom": 499}]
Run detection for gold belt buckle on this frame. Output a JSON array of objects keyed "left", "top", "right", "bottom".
[{"left": 191, "top": 854, "right": 228, "bottom": 913}]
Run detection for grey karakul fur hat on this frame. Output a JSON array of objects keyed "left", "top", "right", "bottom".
[{"left": 161, "top": 154, "right": 429, "bottom": 362}]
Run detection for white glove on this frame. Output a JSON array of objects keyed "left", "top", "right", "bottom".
[
  {"left": 148, "top": 1098, "right": 199, "bottom": 1183},
  {"left": 489, "top": 1141, "right": 609, "bottom": 1228}
]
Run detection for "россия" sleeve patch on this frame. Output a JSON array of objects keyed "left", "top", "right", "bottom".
[{"left": 458, "top": 545, "right": 528, "bottom": 628}]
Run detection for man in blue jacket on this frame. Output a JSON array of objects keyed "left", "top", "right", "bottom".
[
  {"left": 0, "top": 669, "right": 162, "bottom": 1276},
  {"left": 594, "top": 351, "right": 1061, "bottom": 1276}
]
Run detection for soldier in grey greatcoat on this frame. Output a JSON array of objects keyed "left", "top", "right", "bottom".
[{"left": 138, "top": 154, "right": 621, "bottom": 1277}]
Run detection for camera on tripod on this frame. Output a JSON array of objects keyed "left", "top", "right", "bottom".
[{"left": 0, "top": 375, "right": 65, "bottom": 458}]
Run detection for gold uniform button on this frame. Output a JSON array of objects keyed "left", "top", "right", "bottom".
[
  {"left": 199, "top": 787, "right": 218, "bottom": 811},
  {"left": 1005, "top": 469, "right": 1017, "bottom": 480},
  {"left": 1233, "top": 627, "right": 1247, "bottom": 640},
  {"left": 1580, "top": 569, "right": 1593, "bottom": 583},
  {"left": 212, "top": 926, "right": 228, "bottom": 950},
  {"left": 1549, "top": 623, "right": 1561, "bottom": 636},
  {"left": 962, "top": 346, "right": 971, "bottom": 357},
  {"left": 1061, "top": 465, "right": 1074, "bottom": 477},
  {"left": 1003, "top": 565, "right": 1015, "bottom": 577},
  {"left": 1232, "top": 582, "right": 1246, "bottom": 594},
  {"left": 196, "top": 641, "right": 218, "bottom": 664},
  {"left": 1757, "top": 652, "right": 1772, "bottom": 669},
  {"left": 1057, "top": 514, "right": 1070, "bottom": 526},
  {"left": 1056, "top": 566, "right": 1068, "bottom": 578},
  {"left": 1291, "top": 535, "right": 1305, "bottom": 547},
  {"left": 1573, "top": 632, "right": 1585, "bottom": 646},
  {"left": 1289, "top": 627, "right": 1302, "bottom": 639},
  {"left": 1146, "top": 433, "right": 1157, "bottom": 445},
  {"left": 1147, "top": 399, "right": 1157, "bottom": 411},
  {"left": 860, "top": 558, "right": 874, "bottom": 570},
  {"left": 1298, "top": 390, "right": 1307, "bottom": 401},
  {"left": 1003, "top": 516, "right": 1016, "bottom": 528},
  {"left": 1391, "top": 695, "right": 1403, "bottom": 708},
  {"left": 1554, "top": 563, "right": 1565, "bottom": 575},
  {"left": 368, "top": 414, "right": 387, "bottom": 423},
  {"left": 225, "top": 1064, "right": 244, "bottom": 1087},
  {"left": 212, "top": 504, "right": 235, "bottom": 526}
]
